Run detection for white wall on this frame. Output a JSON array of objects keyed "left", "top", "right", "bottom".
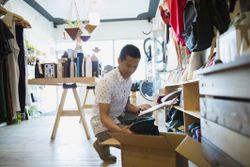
[{"left": 4, "top": 0, "right": 56, "bottom": 57}]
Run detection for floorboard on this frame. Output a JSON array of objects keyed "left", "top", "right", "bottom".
[
  {"left": 0, "top": 112, "right": 121, "bottom": 167},
  {"left": 0, "top": 109, "right": 196, "bottom": 167}
]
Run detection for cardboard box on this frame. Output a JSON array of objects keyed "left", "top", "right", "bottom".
[{"left": 111, "top": 132, "right": 211, "bottom": 167}]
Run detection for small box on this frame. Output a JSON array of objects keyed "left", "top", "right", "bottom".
[
  {"left": 112, "top": 132, "right": 210, "bottom": 167},
  {"left": 44, "top": 63, "right": 57, "bottom": 78}
]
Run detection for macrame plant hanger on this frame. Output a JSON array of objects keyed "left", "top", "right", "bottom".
[
  {"left": 64, "top": 0, "right": 99, "bottom": 43},
  {"left": 64, "top": 0, "right": 82, "bottom": 41},
  {"left": 80, "top": 0, "right": 94, "bottom": 42}
]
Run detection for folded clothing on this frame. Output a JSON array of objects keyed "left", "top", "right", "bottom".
[{"left": 130, "top": 116, "right": 160, "bottom": 136}]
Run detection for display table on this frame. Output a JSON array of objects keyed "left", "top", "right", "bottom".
[{"left": 28, "top": 77, "right": 96, "bottom": 140}]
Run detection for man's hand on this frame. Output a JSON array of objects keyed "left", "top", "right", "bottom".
[
  {"left": 138, "top": 103, "right": 151, "bottom": 111},
  {"left": 120, "top": 126, "right": 133, "bottom": 134},
  {"left": 138, "top": 103, "right": 153, "bottom": 116}
]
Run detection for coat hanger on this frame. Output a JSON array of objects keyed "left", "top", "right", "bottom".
[
  {"left": 0, "top": 5, "right": 7, "bottom": 16},
  {"left": 13, "top": 13, "right": 31, "bottom": 28},
  {"left": 0, "top": 5, "right": 31, "bottom": 28}
]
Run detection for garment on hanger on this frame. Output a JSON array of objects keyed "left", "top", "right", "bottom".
[
  {"left": 0, "top": 6, "right": 31, "bottom": 123},
  {"left": 16, "top": 25, "right": 26, "bottom": 114},
  {"left": 0, "top": 19, "right": 13, "bottom": 59},
  {"left": 0, "top": 19, "right": 13, "bottom": 123},
  {"left": 170, "top": 0, "right": 186, "bottom": 46},
  {"left": 0, "top": 0, "right": 9, "bottom": 5},
  {"left": 3, "top": 52, "right": 14, "bottom": 123},
  {"left": 2, "top": 11, "right": 21, "bottom": 117}
]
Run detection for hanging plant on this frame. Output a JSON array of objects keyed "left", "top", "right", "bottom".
[
  {"left": 64, "top": 26, "right": 82, "bottom": 40},
  {"left": 80, "top": 35, "right": 91, "bottom": 42},
  {"left": 65, "top": 20, "right": 81, "bottom": 28},
  {"left": 64, "top": 0, "right": 83, "bottom": 41},
  {"left": 84, "top": 24, "right": 96, "bottom": 33},
  {"left": 79, "top": 26, "right": 91, "bottom": 42}
]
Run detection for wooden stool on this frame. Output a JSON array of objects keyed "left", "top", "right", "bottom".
[{"left": 51, "top": 83, "right": 90, "bottom": 140}]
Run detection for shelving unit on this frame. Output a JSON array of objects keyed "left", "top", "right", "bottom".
[
  {"left": 164, "top": 79, "right": 200, "bottom": 136},
  {"left": 196, "top": 54, "right": 250, "bottom": 166}
]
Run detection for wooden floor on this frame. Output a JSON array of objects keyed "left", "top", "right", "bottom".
[
  {"left": 0, "top": 113, "right": 121, "bottom": 167},
  {"left": 0, "top": 110, "right": 196, "bottom": 167}
]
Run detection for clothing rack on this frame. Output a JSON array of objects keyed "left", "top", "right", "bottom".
[{"left": 0, "top": 5, "right": 31, "bottom": 28}]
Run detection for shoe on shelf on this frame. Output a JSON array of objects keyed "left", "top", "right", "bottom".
[{"left": 93, "top": 140, "right": 117, "bottom": 163}]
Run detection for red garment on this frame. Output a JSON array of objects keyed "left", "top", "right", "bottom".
[
  {"left": 170, "top": 0, "right": 186, "bottom": 46},
  {"left": 159, "top": 5, "right": 169, "bottom": 25},
  {"left": 159, "top": 0, "right": 172, "bottom": 25},
  {"left": 165, "top": 0, "right": 172, "bottom": 11}
]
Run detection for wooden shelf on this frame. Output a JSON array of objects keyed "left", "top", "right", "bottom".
[
  {"left": 164, "top": 79, "right": 201, "bottom": 137},
  {"left": 174, "top": 106, "right": 200, "bottom": 119},
  {"left": 195, "top": 53, "right": 250, "bottom": 75},
  {"left": 164, "top": 79, "right": 199, "bottom": 87},
  {"left": 173, "top": 105, "right": 184, "bottom": 112},
  {"left": 184, "top": 110, "right": 200, "bottom": 119},
  {"left": 28, "top": 77, "right": 96, "bottom": 86}
]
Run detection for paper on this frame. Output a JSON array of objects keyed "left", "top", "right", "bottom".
[{"left": 138, "top": 98, "right": 178, "bottom": 116}]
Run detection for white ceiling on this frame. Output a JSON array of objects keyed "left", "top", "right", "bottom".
[
  {"left": 24, "top": 0, "right": 159, "bottom": 25},
  {"left": 35, "top": 0, "right": 149, "bottom": 20}
]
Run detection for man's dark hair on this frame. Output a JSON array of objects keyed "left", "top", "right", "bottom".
[{"left": 119, "top": 44, "right": 141, "bottom": 61}]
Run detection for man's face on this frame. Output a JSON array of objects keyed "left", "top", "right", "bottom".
[{"left": 118, "top": 55, "right": 140, "bottom": 80}]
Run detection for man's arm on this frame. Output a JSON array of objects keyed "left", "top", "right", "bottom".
[
  {"left": 125, "top": 98, "right": 151, "bottom": 114},
  {"left": 99, "top": 103, "right": 132, "bottom": 134}
]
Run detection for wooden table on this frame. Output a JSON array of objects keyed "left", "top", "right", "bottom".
[{"left": 28, "top": 77, "right": 96, "bottom": 140}]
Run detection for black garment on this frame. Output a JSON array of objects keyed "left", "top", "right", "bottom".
[
  {"left": 0, "top": 0, "right": 9, "bottom": 5},
  {"left": 0, "top": 20, "right": 13, "bottom": 60},
  {"left": 3, "top": 59, "right": 14, "bottom": 124},
  {"left": 0, "top": 20, "right": 14, "bottom": 123},
  {"left": 15, "top": 25, "right": 26, "bottom": 115},
  {"left": 130, "top": 116, "right": 160, "bottom": 136},
  {"left": 0, "top": 61, "right": 7, "bottom": 123}
]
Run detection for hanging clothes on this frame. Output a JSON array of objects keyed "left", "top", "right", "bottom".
[
  {"left": 3, "top": 54, "right": 14, "bottom": 123},
  {"left": 0, "top": 19, "right": 14, "bottom": 123},
  {"left": 0, "top": 61, "right": 8, "bottom": 123},
  {"left": 2, "top": 12, "right": 21, "bottom": 117},
  {"left": 16, "top": 25, "right": 26, "bottom": 114},
  {"left": 170, "top": 0, "right": 186, "bottom": 46}
]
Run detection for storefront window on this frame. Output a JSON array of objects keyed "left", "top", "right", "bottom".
[{"left": 54, "top": 39, "right": 146, "bottom": 109}]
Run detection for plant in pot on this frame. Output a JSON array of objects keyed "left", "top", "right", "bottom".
[{"left": 64, "top": 19, "right": 82, "bottom": 40}]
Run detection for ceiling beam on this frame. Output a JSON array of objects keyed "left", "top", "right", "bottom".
[{"left": 24, "top": 0, "right": 160, "bottom": 26}]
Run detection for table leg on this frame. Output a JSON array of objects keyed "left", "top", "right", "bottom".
[
  {"left": 81, "top": 86, "right": 95, "bottom": 110},
  {"left": 79, "top": 86, "right": 95, "bottom": 123},
  {"left": 51, "top": 88, "right": 68, "bottom": 140},
  {"left": 81, "top": 88, "right": 89, "bottom": 112},
  {"left": 72, "top": 88, "right": 90, "bottom": 140}
]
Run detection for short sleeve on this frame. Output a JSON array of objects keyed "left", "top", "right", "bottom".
[{"left": 95, "top": 78, "right": 113, "bottom": 104}]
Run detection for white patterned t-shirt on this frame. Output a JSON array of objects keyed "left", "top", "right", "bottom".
[{"left": 91, "top": 68, "right": 132, "bottom": 135}]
